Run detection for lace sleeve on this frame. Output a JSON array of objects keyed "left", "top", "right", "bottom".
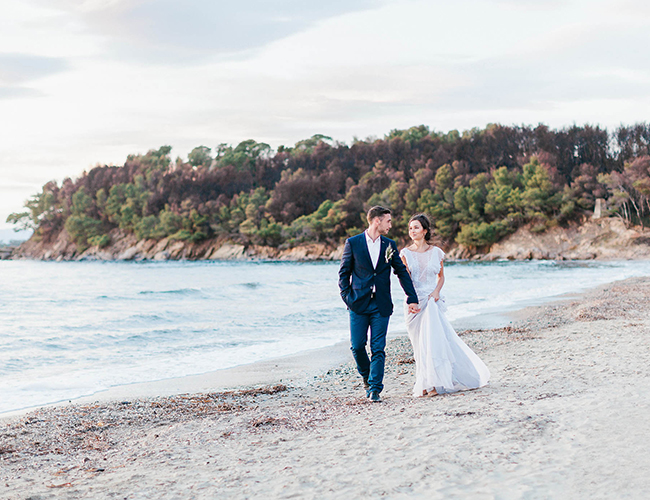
[{"left": 437, "top": 247, "right": 445, "bottom": 264}]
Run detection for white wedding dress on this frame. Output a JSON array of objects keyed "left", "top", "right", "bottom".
[{"left": 401, "top": 247, "right": 490, "bottom": 397}]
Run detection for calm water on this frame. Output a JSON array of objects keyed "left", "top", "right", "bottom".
[{"left": 2, "top": 258, "right": 650, "bottom": 413}]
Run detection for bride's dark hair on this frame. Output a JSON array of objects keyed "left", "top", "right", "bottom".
[{"left": 409, "top": 213, "right": 432, "bottom": 241}]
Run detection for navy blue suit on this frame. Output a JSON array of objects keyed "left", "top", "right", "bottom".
[{"left": 338, "top": 232, "right": 418, "bottom": 394}]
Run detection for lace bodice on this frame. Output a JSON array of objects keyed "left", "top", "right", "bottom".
[{"left": 400, "top": 246, "right": 445, "bottom": 299}]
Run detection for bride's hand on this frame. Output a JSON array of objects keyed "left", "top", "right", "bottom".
[
  {"left": 407, "top": 303, "right": 420, "bottom": 314},
  {"left": 429, "top": 291, "right": 440, "bottom": 302}
]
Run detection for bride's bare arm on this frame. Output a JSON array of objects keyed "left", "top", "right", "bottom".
[
  {"left": 429, "top": 261, "right": 445, "bottom": 302},
  {"left": 401, "top": 255, "right": 410, "bottom": 274}
]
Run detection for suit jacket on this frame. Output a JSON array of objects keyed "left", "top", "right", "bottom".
[{"left": 338, "top": 232, "right": 419, "bottom": 317}]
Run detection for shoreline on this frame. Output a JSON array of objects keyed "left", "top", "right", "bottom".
[
  {"left": 1, "top": 298, "right": 561, "bottom": 420},
  {"left": 9, "top": 218, "right": 650, "bottom": 262},
  {"left": 0, "top": 281, "right": 609, "bottom": 420},
  {"left": 0, "top": 341, "right": 352, "bottom": 421},
  {"left": 2, "top": 276, "right": 650, "bottom": 498}
]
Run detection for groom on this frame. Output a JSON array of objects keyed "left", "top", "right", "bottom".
[{"left": 338, "top": 206, "right": 420, "bottom": 402}]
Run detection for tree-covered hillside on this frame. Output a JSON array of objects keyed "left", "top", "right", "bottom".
[{"left": 8, "top": 124, "right": 650, "bottom": 251}]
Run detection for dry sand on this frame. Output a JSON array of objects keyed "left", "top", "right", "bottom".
[{"left": 2, "top": 277, "right": 650, "bottom": 499}]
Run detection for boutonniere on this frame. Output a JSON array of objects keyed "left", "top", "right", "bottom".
[{"left": 385, "top": 246, "right": 395, "bottom": 263}]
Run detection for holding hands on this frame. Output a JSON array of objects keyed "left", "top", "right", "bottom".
[{"left": 408, "top": 303, "right": 421, "bottom": 314}]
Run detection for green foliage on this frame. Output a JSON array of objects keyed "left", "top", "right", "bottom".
[
  {"left": 232, "top": 187, "right": 286, "bottom": 245},
  {"left": 88, "top": 234, "right": 111, "bottom": 248},
  {"left": 367, "top": 179, "right": 409, "bottom": 234},
  {"left": 434, "top": 164, "right": 454, "bottom": 192},
  {"left": 7, "top": 183, "right": 60, "bottom": 232},
  {"left": 105, "top": 182, "right": 149, "bottom": 231},
  {"left": 217, "top": 140, "right": 271, "bottom": 170},
  {"left": 386, "top": 125, "right": 431, "bottom": 143},
  {"left": 256, "top": 218, "right": 283, "bottom": 246},
  {"left": 415, "top": 191, "right": 449, "bottom": 239},
  {"left": 453, "top": 173, "right": 490, "bottom": 225},
  {"left": 521, "top": 157, "right": 557, "bottom": 216},
  {"left": 129, "top": 146, "right": 172, "bottom": 171},
  {"left": 131, "top": 205, "right": 211, "bottom": 242},
  {"left": 291, "top": 134, "right": 333, "bottom": 155},
  {"left": 158, "top": 208, "right": 183, "bottom": 236},
  {"left": 411, "top": 164, "right": 461, "bottom": 239},
  {"left": 220, "top": 187, "right": 271, "bottom": 239},
  {"left": 96, "top": 188, "right": 108, "bottom": 213},
  {"left": 71, "top": 187, "right": 94, "bottom": 216},
  {"left": 169, "top": 229, "right": 193, "bottom": 241},
  {"left": 6, "top": 211, "right": 33, "bottom": 231},
  {"left": 484, "top": 166, "right": 523, "bottom": 220},
  {"left": 285, "top": 199, "right": 347, "bottom": 244},
  {"left": 64, "top": 214, "right": 103, "bottom": 249},
  {"left": 186, "top": 209, "right": 210, "bottom": 242},
  {"left": 188, "top": 146, "right": 212, "bottom": 167},
  {"left": 134, "top": 215, "right": 160, "bottom": 240},
  {"left": 456, "top": 220, "right": 509, "bottom": 248},
  {"left": 10, "top": 125, "right": 650, "bottom": 254}
]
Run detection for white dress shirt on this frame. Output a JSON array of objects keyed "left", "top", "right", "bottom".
[{"left": 365, "top": 230, "right": 381, "bottom": 269}]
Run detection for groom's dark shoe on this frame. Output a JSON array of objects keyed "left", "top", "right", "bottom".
[
  {"left": 369, "top": 391, "right": 381, "bottom": 403},
  {"left": 363, "top": 377, "right": 370, "bottom": 391}
]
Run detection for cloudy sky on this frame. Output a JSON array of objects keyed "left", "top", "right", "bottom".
[{"left": 1, "top": 0, "right": 649, "bottom": 231}]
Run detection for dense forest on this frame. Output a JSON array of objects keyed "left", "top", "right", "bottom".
[{"left": 8, "top": 123, "right": 650, "bottom": 252}]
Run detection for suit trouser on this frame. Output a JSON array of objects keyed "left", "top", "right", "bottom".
[{"left": 349, "top": 299, "right": 390, "bottom": 394}]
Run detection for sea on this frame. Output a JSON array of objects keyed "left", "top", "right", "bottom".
[{"left": 2, "top": 258, "right": 650, "bottom": 414}]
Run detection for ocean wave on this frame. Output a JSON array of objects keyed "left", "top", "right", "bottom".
[
  {"left": 107, "top": 313, "right": 172, "bottom": 325},
  {"left": 139, "top": 288, "right": 203, "bottom": 296},
  {"left": 4, "top": 259, "right": 650, "bottom": 414},
  {"left": 237, "top": 282, "right": 262, "bottom": 289}
]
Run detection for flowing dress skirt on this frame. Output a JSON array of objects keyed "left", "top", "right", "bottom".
[{"left": 405, "top": 297, "right": 490, "bottom": 397}]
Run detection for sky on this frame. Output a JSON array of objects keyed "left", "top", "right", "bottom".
[{"left": 1, "top": 0, "right": 650, "bottom": 232}]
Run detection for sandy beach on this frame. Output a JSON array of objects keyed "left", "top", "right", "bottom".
[{"left": 2, "top": 277, "right": 650, "bottom": 499}]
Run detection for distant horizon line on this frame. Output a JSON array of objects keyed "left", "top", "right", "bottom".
[{"left": 0, "top": 228, "right": 33, "bottom": 244}]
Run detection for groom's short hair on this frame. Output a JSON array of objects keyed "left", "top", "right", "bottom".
[{"left": 367, "top": 206, "right": 391, "bottom": 222}]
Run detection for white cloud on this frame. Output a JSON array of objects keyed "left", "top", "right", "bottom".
[
  {"left": 38, "top": 0, "right": 378, "bottom": 63},
  {"left": 1, "top": 0, "right": 650, "bottom": 228},
  {"left": 0, "top": 54, "right": 68, "bottom": 86}
]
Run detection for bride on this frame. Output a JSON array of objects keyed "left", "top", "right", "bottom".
[{"left": 400, "top": 213, "right": 490, "bottom": 397}]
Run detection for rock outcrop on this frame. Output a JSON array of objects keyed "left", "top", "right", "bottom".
[
  {"left": 448, "top": 218, "right": 650, "bottom": 261},
  {"left": 10, "top": 218, "right": 650, "bottom": 262},
  {"left": 12, "top": 227, "right": 344, "bottom": 262},
  {"left": 0, "top": 246, "right": 15, "bottom": 260}
]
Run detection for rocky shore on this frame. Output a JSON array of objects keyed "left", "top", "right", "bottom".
[
  {"left": 473, "top": 217, "right": 650, "bottom": 261},
  {"left": 11, "top": 229, "right": 344, "bottom": 262},
  {"left": 8, "top": 217, "right": 650, "bottom": 262},
  {"left": 0, "top": 246, "right": 15, "bottom": 260}
]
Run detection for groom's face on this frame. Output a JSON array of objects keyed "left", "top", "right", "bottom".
[{"left": 377, "top": 214, "right": 392, "bottom": 235}]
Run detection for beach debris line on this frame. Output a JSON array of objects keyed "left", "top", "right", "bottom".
[
  {"left": 250, "top": 417, "right": 290, "bottom": 428},
  {"left": 0, "top": 385, "right": 295, "bottom": 461}
]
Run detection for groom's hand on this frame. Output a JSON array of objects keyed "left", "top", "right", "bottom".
[{"left": 408, "top": 303, "right": 420, "bottom": 314}]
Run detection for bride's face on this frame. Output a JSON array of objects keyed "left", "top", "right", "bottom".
[{"left": 409, "top": 220, "right": 425, "bottom": 242}]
